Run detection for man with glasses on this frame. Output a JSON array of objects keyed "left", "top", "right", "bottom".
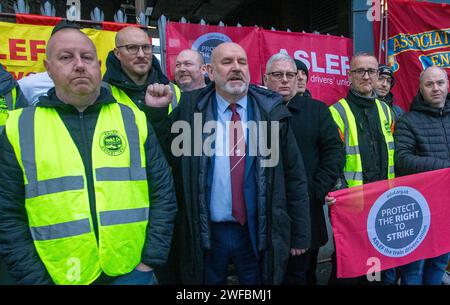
[
  {"left": 327, "top": 52, "right": 395, "bottom": 284},
  {"left": 374, "top": 65, "right": 404, "bottom": 121},
  {"left": 103, "top": 26, "right": 180, "bottom": 130},
  {"left": 264, "top": 53, "right": 344, "bottom": 285}
]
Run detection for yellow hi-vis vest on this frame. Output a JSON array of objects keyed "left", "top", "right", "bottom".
[
  {"left": 110, "top": 83, "right": 181, "bottom": 114},
  {"left": 6, "top": 102, "right": 150, "bottom": 285},
  {"left": 329, "top": 98, "right": 395, "bottom": 187},
  {"left": 0, "top": 86, "right": 17, "bottom": 129}
]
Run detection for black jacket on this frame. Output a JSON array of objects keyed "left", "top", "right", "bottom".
[
  {"left": 378, "top": 91, "right": 404, "bottom": 122},
  {"left": 346, "top": 90, "right": 392, "bottom": 183},
  {"left": 287, "top": 94, "right": 345, "bottom": 248},
  {"left": 0, "top": 88, "right": 177, "bottom": 284},
  {"left": 156, "top": 83, "right": 310, "bottom": 284},
  {"left": 102, "top": 51, "right": 170, "bottom": 139},
  {"left": 394, "top": 93, "right": 450, "bottom": 176},
  {"left": 0, "top": 64, "right": 28, "bottom": 109}
]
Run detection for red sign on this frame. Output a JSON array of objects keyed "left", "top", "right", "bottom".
[
  {"left": 330, "top": 168, "right": 450, "bottom": 278},
  {"left": 165, "top": 22, "right": 261, "bottom": 83},
  {"left": 259, "top": 30, "right": 353, "bottom": 105},
  {"left": 165, "top": 22, "right": 353, "bottom": 105},
  {"left": 374, "top": 0, "right": 450, "bottom": 111}
]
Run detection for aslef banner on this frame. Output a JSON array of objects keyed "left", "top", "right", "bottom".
[
  {"left": 374, "top": 0, "right": 450, "bottom": 111},
  {"left": 330, "top": 167, "right": 450, "bottom": 278},
  {"left": 165, "top": 22, "right": 354, "bottom": 105},
  {"left": 0, "top": 14, "right": 138, "bottom": 79},
  {"left": 259, "top": 29, "right": 353, "bottom": 105}
]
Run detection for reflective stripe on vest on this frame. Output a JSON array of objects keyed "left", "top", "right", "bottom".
[
  {"left": 168, "top": 83, "right": 181, "bottom": 114},
  {"left": 0, "top": 87, "right": 17, "bottom": 130},
  {"left": 330, "top": 98, "right": 395, "bottom": 187},
  {"left": 6, "top": 103, "right": 150, "bottom": 284}
]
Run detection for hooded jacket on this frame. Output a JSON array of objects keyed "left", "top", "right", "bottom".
[
  {"left": 102, "top": 52, "right": 170, "bottom": 136},
  {"left": 395, "top": 93, "right": 450, "bottom": 176}
]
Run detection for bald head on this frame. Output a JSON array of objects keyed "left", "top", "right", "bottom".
[
  {"left": 175, "top": 49, "right": 206, "bottom": 91},
  {"left": 210, "top": 42, "right": 247, "bottom": 66},
  {"left": 177, "top": 49, "right": 204, "bottom": 66},
  {"left": 114, "top": 26, "right": 152, "bottom": 85},
  {"left": 116, "top": 26, "right": 149, "bottom": 47},
  {"left": 207, "top": 42, "right": 250, "bottom": 103},
  {"left": 44, "top": 28, "right": 102, "bottom": 111},
  {"left": 47, "top": 28, "right": 97, "bottom": 60},
  {"left": 419, "top": 66, "right": 449, "bottom": 108}
]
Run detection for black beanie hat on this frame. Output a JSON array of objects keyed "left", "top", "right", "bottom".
[
  {"left": 378, "top": 65, "right": 395, "bottom": 87},
  {"left": 51, "top": 20, "right": 81, "bottom": 36},
  {"left": 294, "top": 59, "right": 309, "bottom": 80}
]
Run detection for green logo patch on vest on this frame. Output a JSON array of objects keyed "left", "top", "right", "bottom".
[
  {"left": 0, "top": 96, "right": 7, "bottom": 114},
  {"left": 100, "top": 130, "right": 127, "bottom": 156}
]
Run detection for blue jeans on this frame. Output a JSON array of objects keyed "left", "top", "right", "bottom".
[
  {"left": 204, "top": 222, "right": 261, "bottom": 285},
  {"left": 109, "top": 268, "right": 158, "bottom": 285},
  {"left": 399, "top": 253, "right": 449, "bottom": 285}
]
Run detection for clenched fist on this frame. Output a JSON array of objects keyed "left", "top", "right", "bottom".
[{"left": 145, "top": 83, "right": 173, "bottom": 108}]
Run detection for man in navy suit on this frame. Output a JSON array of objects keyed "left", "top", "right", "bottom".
[{"left": 145, "top": 42, "right": 310, "bottom": 284}]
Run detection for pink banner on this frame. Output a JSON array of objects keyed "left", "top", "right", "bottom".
[
  {"left": 330, "top": 168, "right": 450, "bottom": 278},
  {"left": 259, "top": 30, "right": 353, "bottom": 105},
  {"left": 165, "top": 22, "right": 261, "bottom": 83},
  {"left": 165, "top": 22, "right": 353, "bottom": 104}
]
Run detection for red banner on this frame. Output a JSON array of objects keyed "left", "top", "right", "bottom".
[
  {"left": 259, "top": 30, "right": 353, "bottom": 105},
  {"left": 165, "top": 22, "right": 353, "bottom": 104},
  {"left": 165, "top": 22, "right": 261, "bottom": 83},
  {"left": 330, "top": 168, "right": 450, "bottom": 279},
  {"left": 16, "top": 13, "right": 62, "bottom": 26},
  {"left": 374, "top": 0, "right": 450, "bottom": 111}
]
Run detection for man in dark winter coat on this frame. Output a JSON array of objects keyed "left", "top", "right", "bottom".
[
  {"left": 265, "top": 54, "right": 345, "bottom": 284},
  {"left": 0, "top": 27, "right": 177, "bottom": 285},
  {"left": 374, "top": 65, "right": 404, "bottom": 121},
  {"left": 146, "top": 42, "right": 311, "bottom": 284},
  {"left": 394, "top": 66, "right": 450, "bottom": 285}
]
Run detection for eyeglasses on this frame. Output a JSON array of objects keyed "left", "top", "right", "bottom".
[
  {"left": 378, "top": 75, "right": 393, "bottom": 84},
  {"left": 116, "top": 44, "right": 152, "bottom": 55},
  {"left": 267, "top": 71, "right": 298, "bottom": 81},
  {"left": 350, "top": 68, "right": 378, "bottom": 78}
]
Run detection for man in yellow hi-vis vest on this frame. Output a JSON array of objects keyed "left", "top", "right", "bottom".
[
  {"left": 326, "top": 52, "right": 395, "bottom": 285},
  {"left": 0, "top": 25, "right": 177, "bottom": 285}
]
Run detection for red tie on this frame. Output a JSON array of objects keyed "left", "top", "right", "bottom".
[{"left": 229, "top": 103, "right": 247, "bottom": 225}]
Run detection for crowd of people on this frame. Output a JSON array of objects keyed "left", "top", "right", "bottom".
[{"left": 0, "top": 21, "right": 448, "bottom": 285}]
